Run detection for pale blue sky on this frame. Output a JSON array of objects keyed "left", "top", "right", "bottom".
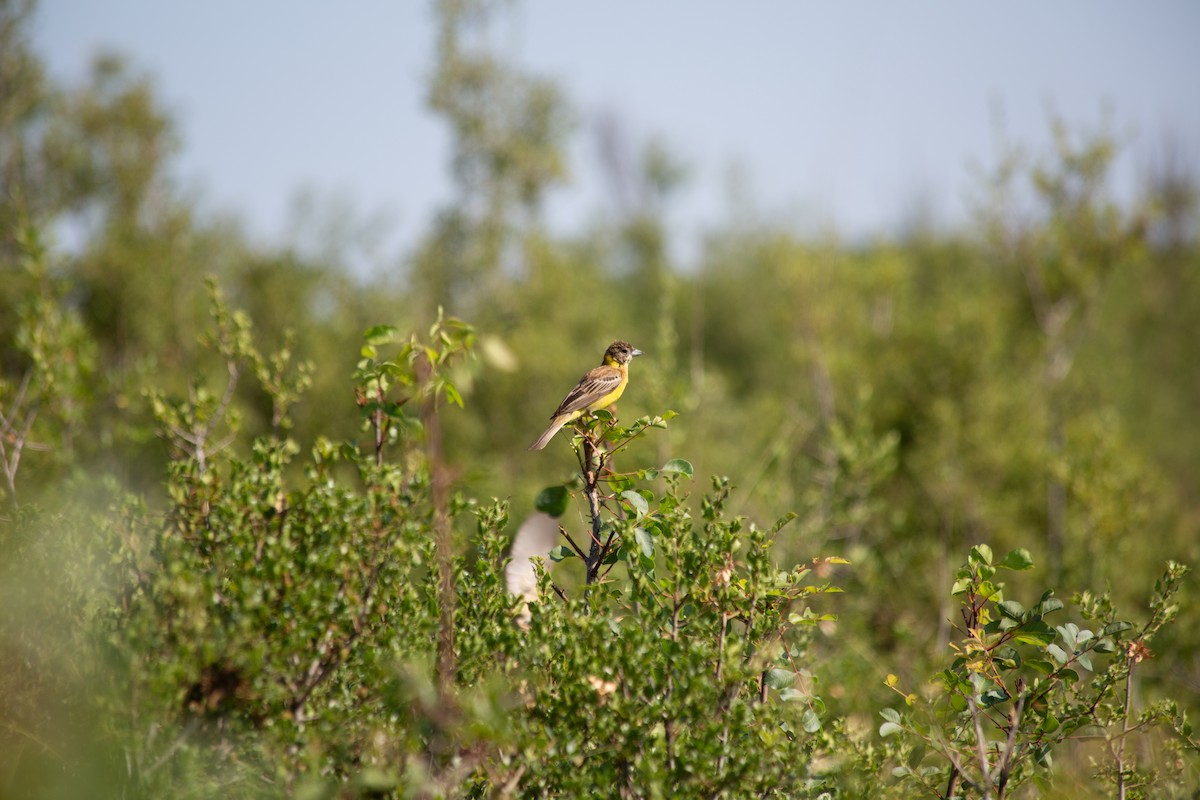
[{"left": 32, "top": 2, "right": 1200, "bottom": 265}]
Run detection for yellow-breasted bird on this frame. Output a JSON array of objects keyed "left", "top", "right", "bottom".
[{"left": 528, "top": 340, "right": 644, "bottom": 451}]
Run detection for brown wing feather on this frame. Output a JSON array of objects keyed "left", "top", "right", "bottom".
[{"left": 550, "top": 365, "right": 623, "bottom": 418}]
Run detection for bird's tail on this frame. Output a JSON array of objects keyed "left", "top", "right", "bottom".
[{"left": 528, "top": 416, "right": 569, "bottom": 450}]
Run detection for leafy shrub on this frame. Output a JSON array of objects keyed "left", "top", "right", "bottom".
[{"left": 5, "top": 292, "right": 1192, "bottom": 799}]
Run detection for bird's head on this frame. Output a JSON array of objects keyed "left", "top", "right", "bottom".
[{"left": 604, "top": 340, "right": 644, "bottom": 366}]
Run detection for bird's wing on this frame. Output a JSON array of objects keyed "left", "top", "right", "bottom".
[{"left": 551, "top": 365, "right": 623, "bottom": 418}]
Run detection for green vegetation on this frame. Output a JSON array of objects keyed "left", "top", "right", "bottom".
[{"left": 2, "top": 0, "right": 1198, "bottom": 796}]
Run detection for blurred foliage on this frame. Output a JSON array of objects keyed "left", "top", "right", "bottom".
[{"left": 3, "top": 0, "right": 1199, "bottom": 796}]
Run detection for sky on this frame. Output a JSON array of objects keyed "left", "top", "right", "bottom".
[{"left": 31, "top": 2, "right": 1200, "bottom": 267}]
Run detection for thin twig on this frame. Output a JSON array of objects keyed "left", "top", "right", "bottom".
[
  {"left": 1116, "top": 656, "right": 1136, "bottom": 800},
  {"left": 966, "top": 696, "right": 994, "bottom": 800},
  {"left": 996, "top": 691, "right": 1026, "bottom": 798},
  {"left": 559, "top": 526, "right": 589, "bottom": 562},
  {"left": 715, "top": 612, "right": 731, "bottom": 776}
]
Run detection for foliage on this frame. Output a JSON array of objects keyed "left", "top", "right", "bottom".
[
  {"left": 866, "top": 548, "right": 1196, "bottom": 799},
  {"left": 2, "top": 0, "right": 1198, "bottom": 797},
  {"left": 0, "top": 222, "right": 98, "bottom": 504}
]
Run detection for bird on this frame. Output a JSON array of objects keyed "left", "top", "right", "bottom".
[{"left": 528, "top": 340, "right": 644, "bottom": 450}]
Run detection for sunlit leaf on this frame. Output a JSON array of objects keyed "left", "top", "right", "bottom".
[
  {"left": 997, "top": 547, "right": 1035, "bottom": 571},
  {"left": 364, "top": 324, "right": 400, "bottom": 345},
  {"left": 661, "top": 458, "right": 694, "bottom": 478},
  {"left": 1017, "top": 623, "right": 1056, "bottom": 647},
  {"left": 969, "top": 544, "right": 993, "bottom": 565},
  {"left": 634, "top": 527, "right": 654, "bottom": 558},
  {"left": 621, "top": 490, "right": 649, "bottom": 519}
]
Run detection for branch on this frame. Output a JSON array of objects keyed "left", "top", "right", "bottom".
[
  {"left": 1115, "top": 656, "right": 1136, "bottom": 800},
  {"left": 582, "top": 432, "right": 606, "bottom": 585},
  {"left": 995, "top": 691, "right": 1027, "bottom": 798},
  {"left": 966, "top": 695, "right": 995, "bottom": 800},
  {"left": 558, "top": 525, "right": 589, "bottom": 562}
]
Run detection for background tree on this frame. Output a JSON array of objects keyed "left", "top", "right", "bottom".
[{"left": 2, "top": 0, "right": 1198, "bottom": 795}]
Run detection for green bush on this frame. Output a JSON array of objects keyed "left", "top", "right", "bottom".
[{"left": 3, "top": 291, "right": 1195, "bottom": 798}]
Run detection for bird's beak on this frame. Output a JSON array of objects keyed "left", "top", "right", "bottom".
[{"left": 632, "top": 348, "right": 644, "bottom": 357}]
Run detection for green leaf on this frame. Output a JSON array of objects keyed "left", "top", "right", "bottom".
[
  {"left": 969, "top": 673, "right": 1005, "bottom": 703},
  {"left": 801, "top": 708, "right": 822, "bottom": 733},
  {"left": 1056, "top": 624, "right": 1077, "bottom": 651},
  {"left": 1047, "top": 644, "right": 1069, "bottom": 665},
  {"left": 1013, "top": 620, "right": 1057, "bottom": 646},
  {"left": 606, "top": 473, "right": 634, "bottom": 493},
  {"left": 621, "top": 490, "right": 649, "bottom": 520},
  {"left": 994, "top": 646, "right": 1022, "bottom": 670},
  {"left": 977, "top": 580, "right": 1002, "bottom": 601},
  {"left": 548, "top": 545, "right": 575, "bottom": 562},
  {"left": 764, "top": 668, "right": 796, "bottom": 689},
  {"left": 1026, "top": 658, "right": 1056, "bottom": 675},
  {"left": 1103, "top": 620, "right": 1134, "bottom": 636},
  {"left": 998, "top": 600, "right": 1026, "bottom": 620},
  {"left": 970, "top": 544, "right": 994, "bottom": 566},
  {"left": 661, "top": 458, "right": 694, "bottom": 478},
  {"left": 771, "top": 511, "right": 798, "bottom": 534},
  {"left": 1036, "top": 597, "right": 1065, "bottom": 616},
  {"left": 906, "top": 743, "right": 927, "bottom": 770},
  {"left": 364, "top": 324, "right": 400, "bottom": 345},
  {"left": 997, "top": 547, "right": 1035, "bottom": 570},
  {"left": 634, "top": 528, "right": 655, "bottom": 559},
  {"left": 535, "top": 485, "right": 570, "bottom": 517},
  {"left": 879, "top": 707, "right": 901, "bottom": 724},
  {"left": 442, "top": 382, "right": 464, "bottom": 408},
  {"left": 1074, "top": 724, "right": 1107, "bottom": 738},
  {"left": 879, "top": 721, "right": 903, "bottom": 738}
]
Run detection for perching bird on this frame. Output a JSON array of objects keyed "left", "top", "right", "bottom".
[{"left": 528, "top": 340, "right": 644, "bottom": 450}]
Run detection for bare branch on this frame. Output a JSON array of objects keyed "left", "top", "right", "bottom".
[{"left": 966, "top": 695, "right": 995, "bottom": 800}]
